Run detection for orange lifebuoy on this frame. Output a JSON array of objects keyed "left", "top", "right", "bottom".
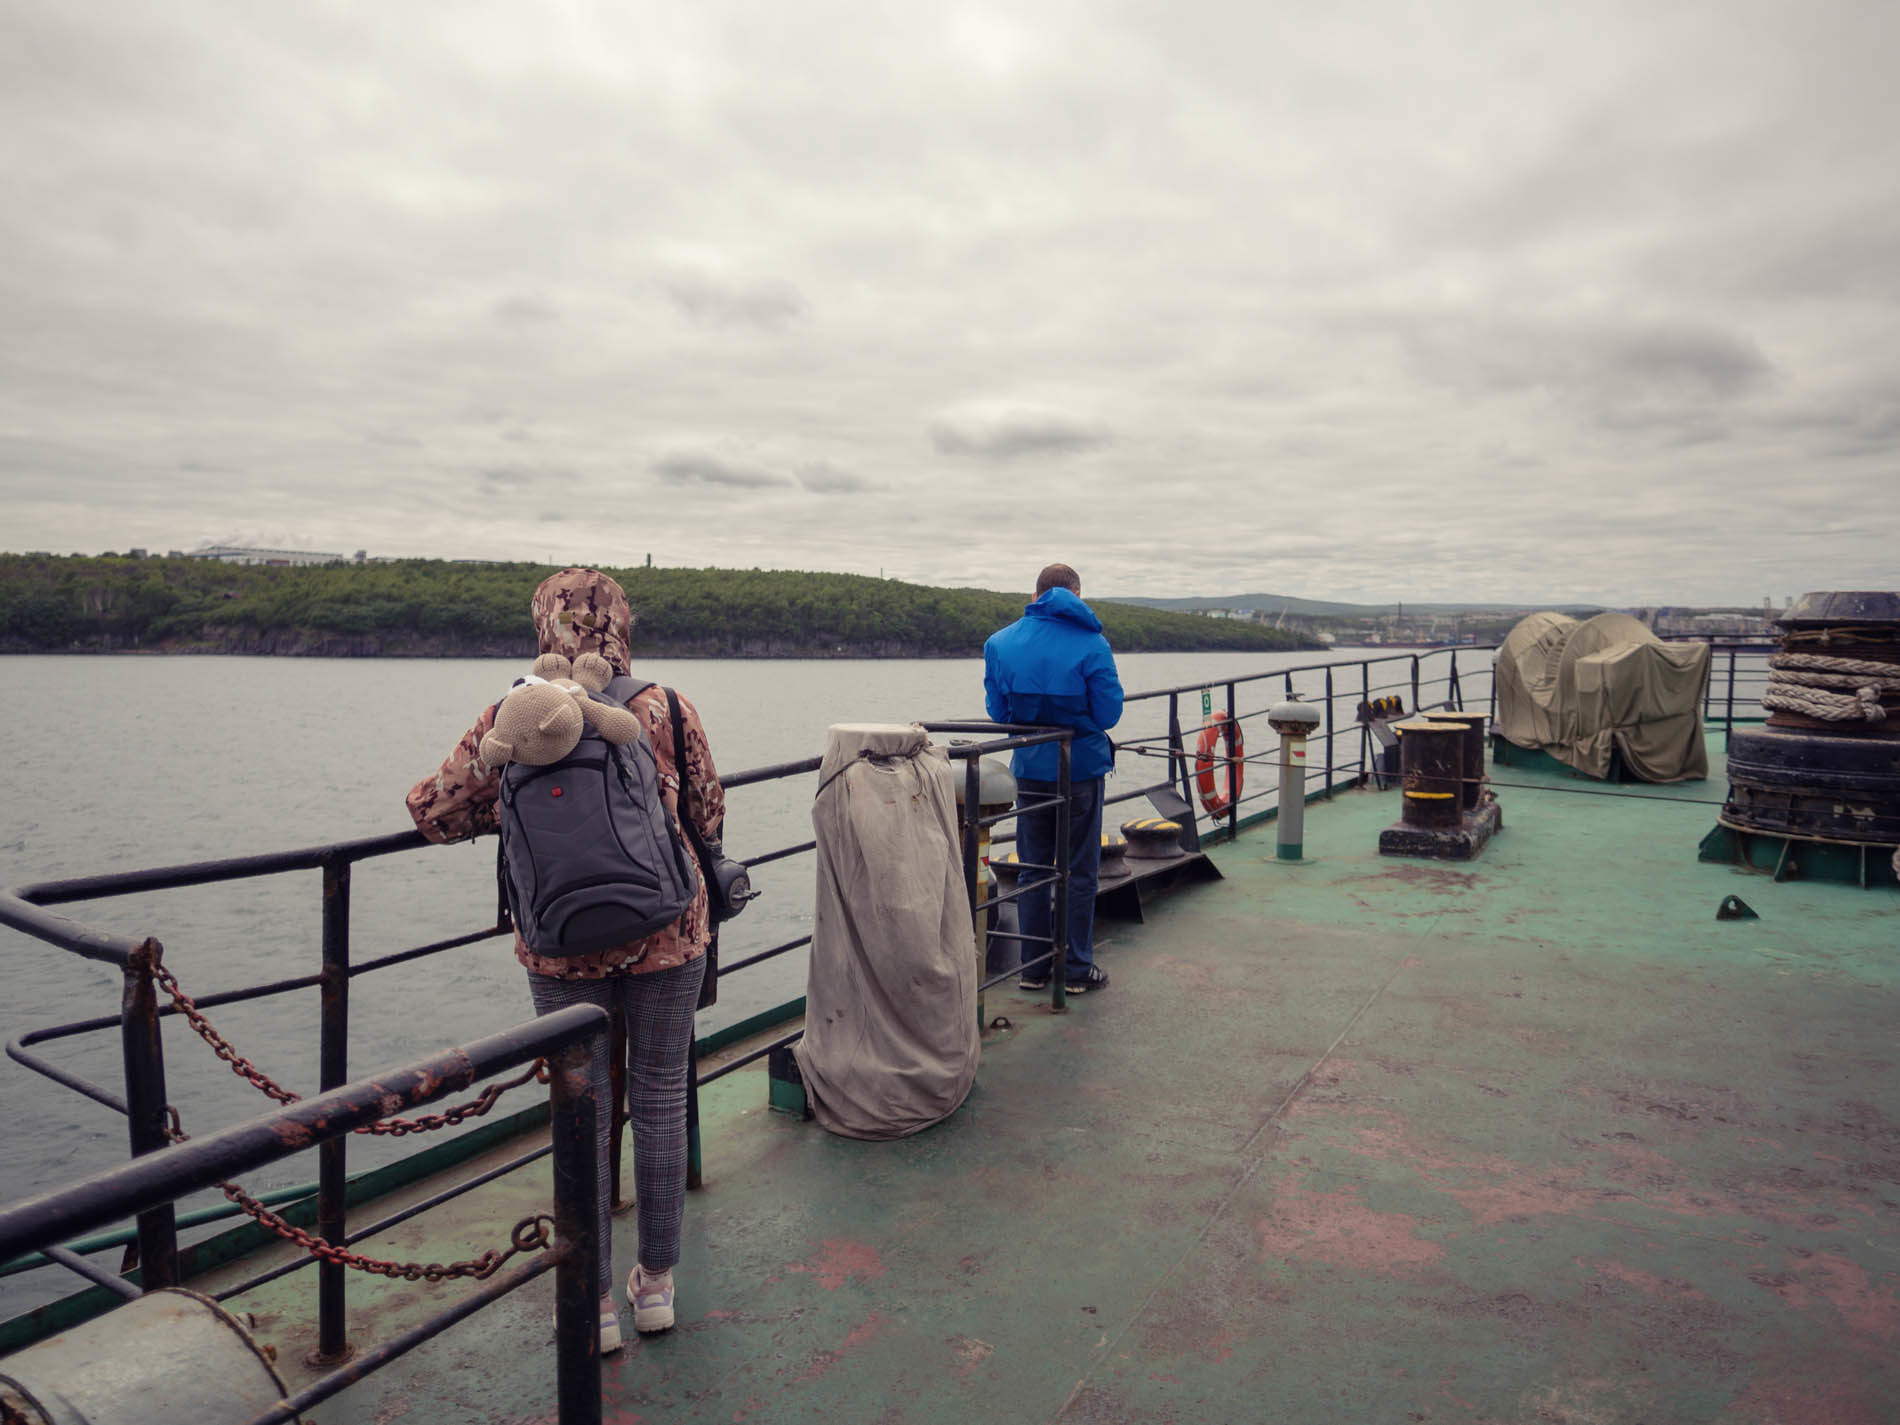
[{"left": 1194, "top": 712, "right": 1245, "bottom": 815}]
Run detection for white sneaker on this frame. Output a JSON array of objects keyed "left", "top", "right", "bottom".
[
  {"left": 629, "top": 1263, "right": 676, "bottom": 1333},
  {"left": 551, "top": 1292, "right": 622, "bottom": 1354}
]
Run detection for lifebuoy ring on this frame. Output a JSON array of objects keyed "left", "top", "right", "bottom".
[{"left": 1194, "top": 712, "right": 1245, "bottom": 815}]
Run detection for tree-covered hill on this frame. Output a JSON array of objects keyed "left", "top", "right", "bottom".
[{"left": 0, "top": 555, "right": 1313, "bottom": 658}]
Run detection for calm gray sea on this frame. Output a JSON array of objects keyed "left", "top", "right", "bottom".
[{"left": 0, "top": 646, "right": 1469, "bottom": 1313}]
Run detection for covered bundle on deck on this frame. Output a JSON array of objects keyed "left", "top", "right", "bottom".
[{"left": 1494, "top": 612, "right": 1711, "bottom": 782}]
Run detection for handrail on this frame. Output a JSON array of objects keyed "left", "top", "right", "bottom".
[
  {"left": 0, "top": 1005, "right": 611, "bottom": 1425},
  {"left": 0, "top": 720, "right": 1080, "bottom": 1339}
]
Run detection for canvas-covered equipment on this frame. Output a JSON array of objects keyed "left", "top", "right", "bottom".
[
  {"left": 1494, "top": 612, "right": 1711, "bottom": 782},
  {"left": 796, "top": 723, "right": 979, "bottom": 1140}
]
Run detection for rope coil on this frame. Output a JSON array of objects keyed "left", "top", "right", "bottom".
[{"left": 1761, "top": 649, "right": 1899, "bottom": 724}]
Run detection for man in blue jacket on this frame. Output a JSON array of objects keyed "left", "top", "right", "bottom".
[{"left": 984, "top": 563, "right": 1124, "bottom": 993}]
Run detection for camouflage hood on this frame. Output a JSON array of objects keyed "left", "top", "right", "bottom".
[{"left": 531, "top": 568, "right": 633, "bottom": 675}]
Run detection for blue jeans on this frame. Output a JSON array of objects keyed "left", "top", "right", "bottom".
[{"left": 1014, "top": 776, "right": 1104, "bottom": 983}]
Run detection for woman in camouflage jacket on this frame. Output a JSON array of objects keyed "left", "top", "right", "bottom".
[{"left": 407, "top": 567, "right": 724, "bottom": 1347}]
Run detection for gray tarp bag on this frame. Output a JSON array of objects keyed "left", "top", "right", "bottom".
[{"left": 795, "top": 723, "right": 979, "bottom": 1139}]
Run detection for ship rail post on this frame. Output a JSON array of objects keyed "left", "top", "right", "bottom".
[
  {"left": 1410, "top": 655, "right": 1421, "bottom": 714},
  {"left": 549, "top": 1024, "right": 605, "bottom": 1425},
  {"left": 960, "top": 753, "right": 983, "bottom": 1034},
  {"left": 1051, "top": 739, "right": 1071, "bottom": 1012},
  {"left": 315, "top": 852, "right": 351, "bottom": 1362},
  {"left": 120, "top": 938, "right": 178, "bottom": 1290},
  {"left": 1359, "top": 661, "right": 1372, "bottom": 786},
  {"left": 1724, "top": 644, "right": 1738, "bottom": 749},
  {"left": 1323, "top": 667, "right": 1336, "bottom": 798},
  {"left": 1227, "top": 679, "right": 1242, "bottom": 840},
  {"left": 1166, "top": 693, "right": 1192, "bottom": 816}
]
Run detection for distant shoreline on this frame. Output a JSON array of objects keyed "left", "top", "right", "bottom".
[
  {"left": 0, "top": 555, "right": 1317, "bottom": 660},
  {"left": 0, "top": 641, "right": 1317, "bottom": 659}
]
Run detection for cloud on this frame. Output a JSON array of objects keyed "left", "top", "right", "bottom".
[
  {"left": 1397, "top": 316, "right": 1774, "bottom": 413},
  {"left": 929, "top": 403, "right": 1111, "bottom": 460},
  {"left": 651, "top": 449, "right": 793, "bottom": 489},
  {"left": 664, "top": 275, "right": 805, "bottom": 330},
  {"left": 475, "top": 464, "right": 553, "bottom": 495},
  {"left": 492, "top": 295, "right": 560, "bottom": 327},
  {"left": 794, "top": 461, "right": 876, "bottom": 493}
]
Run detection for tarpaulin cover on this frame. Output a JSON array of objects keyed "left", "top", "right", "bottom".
[
  {"left": 1495, "top": 612, "right": 1711, "bottom": 782},
  {"left": 795, "top": 723, "right": 979, "bottom": 1139}
]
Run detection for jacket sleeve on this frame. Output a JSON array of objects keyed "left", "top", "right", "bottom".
[
  {"left": 983, "top": 641, "right": 1011, "bottom": 724},
  {"left": 406, "top": 703, "right": 504, "bottom": 844},
  {"left": 669, "top": 690, "right": 727, "bottom": 847},
  {"left": 1086, "top": 640, "right": 1124, "bottom": 732}
]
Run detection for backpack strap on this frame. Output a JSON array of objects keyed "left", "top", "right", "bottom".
[
  {"left": 608, "top": 674, "right": 712, "bottom": 863},
  {"left": 661, "top": 685, "right": 723, "bottom": 1011},
  {"left": 603, "top": 674, "right": 650, "bottom": 707},
  {"left": 662, "top": 687, "right": 713, "bottom": 862}
]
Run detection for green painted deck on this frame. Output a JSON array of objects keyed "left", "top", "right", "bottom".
[{"left": 226, "top": 734, "right": 1900, "bottom": 1423}]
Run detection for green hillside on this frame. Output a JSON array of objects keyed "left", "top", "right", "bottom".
[{"left": 0, "top": 554, "right": 1313, "bottom": 658}]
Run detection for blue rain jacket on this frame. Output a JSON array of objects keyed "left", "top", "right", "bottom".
[{"left": 983, "top": 587, "right": 1124, "bottom": 782}]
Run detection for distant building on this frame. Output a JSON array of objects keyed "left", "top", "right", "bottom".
[{"left": 185, "top": 546, "right": 349, "bottom": 567}]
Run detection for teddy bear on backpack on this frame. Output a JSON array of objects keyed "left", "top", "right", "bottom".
[{"left": 479, "top": 653, "right": 641, "bottom": 769}]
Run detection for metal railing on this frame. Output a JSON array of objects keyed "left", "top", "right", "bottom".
[
  {"left": 1691, "top": 639, "right": 1777, "bottom": 746},
  {"left": 0, "top": 1004, "right": 612, "bottom": 1425},
  {"left": 1114, "top": 645, "right": 1496, "bottom": 845},
  {"left": 0, "top": 640, "right": 1769, "bottom": 1368},
  {"left": 0, "top": 724, "right": 1080, "bottom": 1360}
]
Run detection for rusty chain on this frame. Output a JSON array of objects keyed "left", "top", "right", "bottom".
[
  {"left": 164, "top": 1112, "right": 554, "bottom": 1282},
  {"left": 146, "top": 957, "right": 564, "bottom": 1281},
  {"left": 221, "top": 1176, "right": 553, "bottom": 1282},
  {"left": 147, "top": 958, "right": 549, "bottom": 1134},
  {"left": 157, "top": 1053, "right": 560, "bottom": 1282}
]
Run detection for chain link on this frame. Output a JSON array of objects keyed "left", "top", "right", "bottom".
[
  {"left": 161, "top": 1074, "right": 558, "bottom": 1282},
  {"left": 148, "top": 959, "right": 549, "bottom": 1134},
  {"left": 221, "top": 1176, "right": 552, "bottom": 1282},
  {"left": 149, "top": 960, "right": 299, "bottom": 1105},
  {"left": 148, "top": 958, "right": 562, "bottom": 1282}
]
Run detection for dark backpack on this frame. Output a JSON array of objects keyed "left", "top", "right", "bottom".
[{"left": 496, "top": 675, "right": 699, "bottom": 957}]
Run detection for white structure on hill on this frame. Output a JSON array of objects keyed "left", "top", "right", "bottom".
[{"left": 186, "top": 546, "right": 353, "bottom": 566}]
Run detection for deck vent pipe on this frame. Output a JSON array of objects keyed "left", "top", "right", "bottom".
[{"left": 1267, "top": 698, "right": 1322, "bottom": 860}]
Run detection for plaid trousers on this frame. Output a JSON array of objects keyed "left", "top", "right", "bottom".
[{"left": 527, "top": 957, "right": 706, "bottom": 1291}]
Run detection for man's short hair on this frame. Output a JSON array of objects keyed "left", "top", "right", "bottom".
[{"left": 1035, "top": 563, "right": 1081, "bottom": 597}]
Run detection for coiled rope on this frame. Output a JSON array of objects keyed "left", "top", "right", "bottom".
[{"left": 1762, "top": 651, "right": 1900, "bottom": 724}]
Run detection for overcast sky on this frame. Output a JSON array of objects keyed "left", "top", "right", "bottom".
[{"left": 2, "top": 1, "right": 1894, "bottom": 605}]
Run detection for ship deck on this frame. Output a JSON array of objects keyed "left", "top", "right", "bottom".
[{"left": 221, "top": 732, "right": 1900, "bottom": 1423}]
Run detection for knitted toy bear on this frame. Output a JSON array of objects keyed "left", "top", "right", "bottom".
[{"left": 478, "top": 653, "right": 642, "bottom": 768}]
